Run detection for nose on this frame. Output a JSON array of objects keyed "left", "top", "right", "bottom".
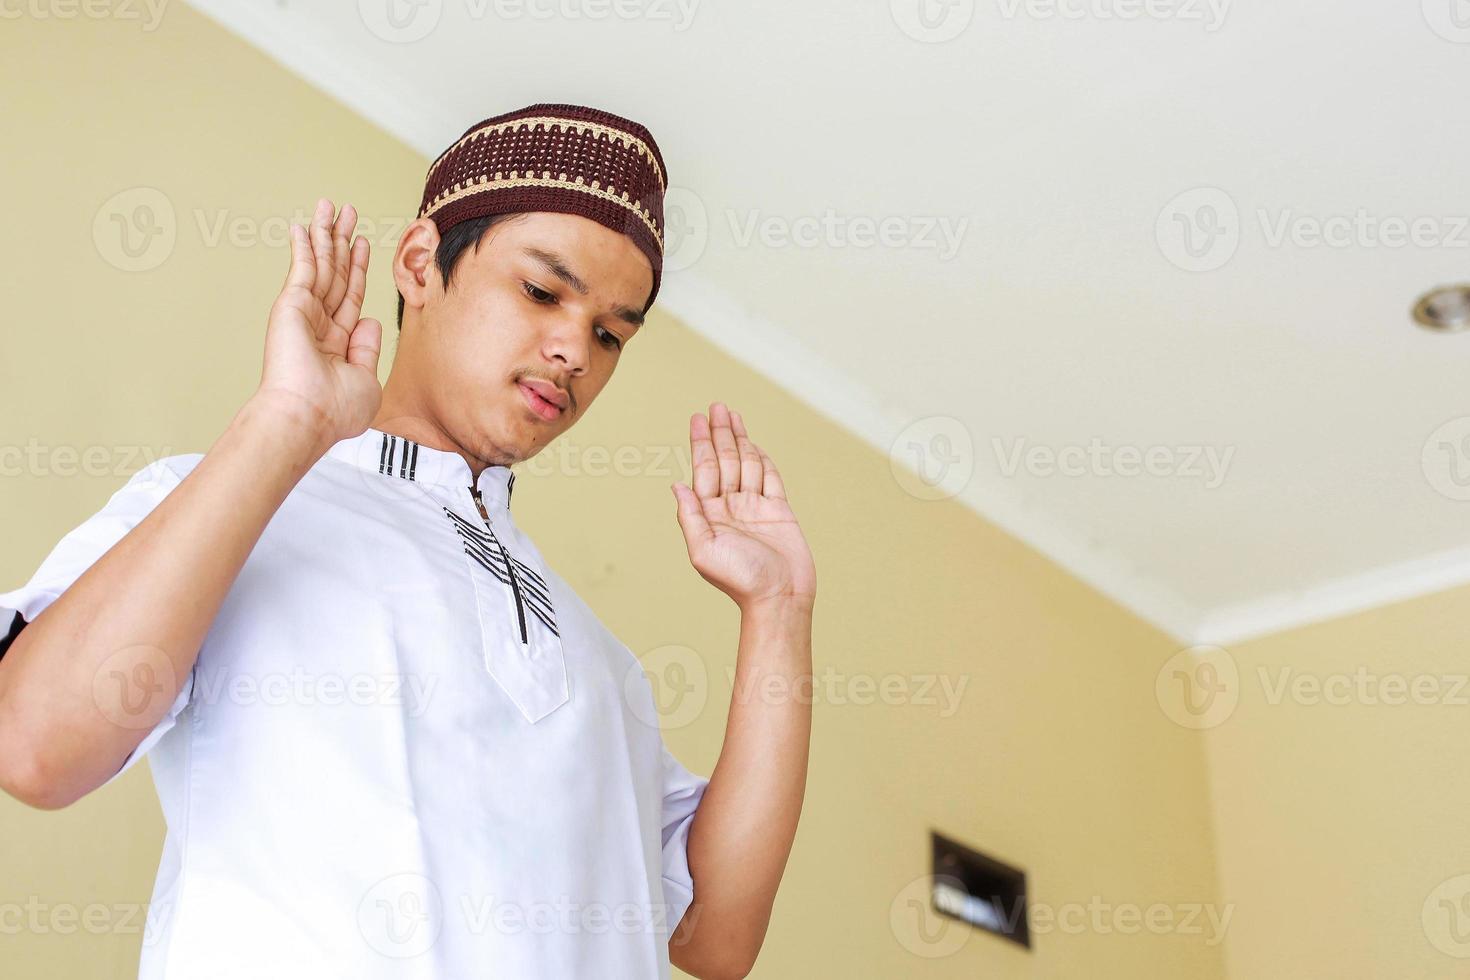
[{"left": 541, "top": 312, "right": 590, "bottom": 378}]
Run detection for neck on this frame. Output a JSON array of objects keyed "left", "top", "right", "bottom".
[
  {"left": 372, "top": 373, "right": 478, "bottom": 483},
  {"left": 372, "top": 367, "right": 518, "bottom": 484}
]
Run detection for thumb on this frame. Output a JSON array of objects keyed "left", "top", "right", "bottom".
[
  {"left": 671, "top": 482, "right": 711, "bottom": 547},
  {"left": 346, "top": 317, "right": 382, "bottom": 372}
]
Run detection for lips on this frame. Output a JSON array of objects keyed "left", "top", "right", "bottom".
[
  {"left": 518, "top": 378, "right": 568, "bottom": 410},
  {"left": 517, "top": 380, "right": 566, "bottom": 422}
]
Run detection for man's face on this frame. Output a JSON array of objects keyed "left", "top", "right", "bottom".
[{"left": 394, "top": 210, "right": 652, "bottom": 467}]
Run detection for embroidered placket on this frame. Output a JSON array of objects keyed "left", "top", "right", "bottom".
[
  {"left": 359, "top": 431, "right": 568, "bottom": 723},
  {"left": 446, "top": 486, "right": 568, "bottom": 724}
]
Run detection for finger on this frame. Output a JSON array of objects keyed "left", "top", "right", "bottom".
[
  {"left": 334, "top": 237, "right": 371, "bottom": 333},
  {"left": 310, "top": 198, "right": 334, "bottom": 300},
  {"left": 346, "top": 317, "right": 382, "bottom": 372},
  {"left": 333, "top": 201, "right": 358, "bottom": 254},
  {"left": 756, "top": 446, "right": 787, "bottom": 500},
  {"left": 730, "top": 411, "right": 763, "bottom": 494},
  {"left": 689, "top": 412, "right": 721, "bottom": 499},
  {"left": 708, "top": 402, "right": 740, "bottom": 495},
  {"left": 671, "top": 482, "right": 713, "bottom": 548},
  {"left": 324, "top": 203, "right": 356, "bottom": 314},
  {"left": 285, "top": 223, "right": 315, "bottom": 292}
]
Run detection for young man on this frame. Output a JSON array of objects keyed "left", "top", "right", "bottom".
[{"left": 0, "top": 103, "right": 815, "bottom": 979}]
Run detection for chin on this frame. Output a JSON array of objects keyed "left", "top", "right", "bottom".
[{"left": 455, "top": 416, "right": 517, "bottom": 469}]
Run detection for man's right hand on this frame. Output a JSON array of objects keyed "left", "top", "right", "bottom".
[
  {"left": 0, "top": 197, "right": 396, "bottom": 810},
  {"left": 257, "top": 197, "right": 384, "bottom": 450}
]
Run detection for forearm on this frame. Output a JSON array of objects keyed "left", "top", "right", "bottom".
[
  {"left": 673, "top": 596, "right": 813, "bottom": 978},
  {"left": 0, "top": 393, "right": 331, "bottom": 808}
]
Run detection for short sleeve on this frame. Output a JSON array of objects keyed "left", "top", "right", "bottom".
[
  {"left": 659, "top": 740, "right": 710, "bottom": 934},
  {"left": 0, "top": 457, "right": 197, "bottom": 787}
]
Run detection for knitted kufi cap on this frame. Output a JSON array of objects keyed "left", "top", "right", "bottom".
[{"left": 416, "top": 103, "right": 668, "bottom": 313}]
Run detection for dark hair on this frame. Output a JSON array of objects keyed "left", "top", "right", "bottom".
[{"left": 395, "top": 212, "right": 528, "bottom": 332}]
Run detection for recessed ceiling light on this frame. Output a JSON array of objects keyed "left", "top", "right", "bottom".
[{"left": 1413, "top": 284, "right": 1470, "bottom": 332}]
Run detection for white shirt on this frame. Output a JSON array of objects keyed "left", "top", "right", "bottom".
[{"left": 0, "top": 424, "right": 709, "bottom": 979}]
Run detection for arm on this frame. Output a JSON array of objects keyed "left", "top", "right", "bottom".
[
  {"left": 0, "top": 198, "right": 383, "bottom": 810},
  {"left": 667, "top": 404, "right": 817, "bottom": 979},
  {"left": 671, "top": 597, "right": 812, "bottom": 980}
]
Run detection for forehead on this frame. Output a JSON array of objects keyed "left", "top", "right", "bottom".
[{"left": 474, "top": 211, "right": 652, "bottom": 303}]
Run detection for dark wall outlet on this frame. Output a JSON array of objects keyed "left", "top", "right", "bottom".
[{"left": 930, "top": 830, "right": 1030, "bottom": 949}]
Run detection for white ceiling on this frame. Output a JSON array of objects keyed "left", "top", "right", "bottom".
[{"left": 186, "top": 0, "right": 1470, "bottom": 644}]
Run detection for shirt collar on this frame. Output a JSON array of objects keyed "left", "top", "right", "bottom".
[{"left": 324, "top": 425, "right": 517, "bottom": 511}]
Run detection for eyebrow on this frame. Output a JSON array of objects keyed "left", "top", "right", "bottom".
[{"left": 521, "top": 247, "right": 645, "bottom": 329}]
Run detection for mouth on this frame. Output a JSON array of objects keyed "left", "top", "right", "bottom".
[{"left": 517, "top": 380, "right": 567, "bottom": 422}]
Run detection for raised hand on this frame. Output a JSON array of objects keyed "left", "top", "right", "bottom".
[
  {"left": 256, "top": 197, "right": 383, "bottom": 446},
  {"left": 671, "top": 403, "right": 817, "bottom": 611}
]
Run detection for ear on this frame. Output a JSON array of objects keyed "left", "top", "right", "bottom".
[{"left": 393, "top": 218, "right": 442, "bottom": 313}]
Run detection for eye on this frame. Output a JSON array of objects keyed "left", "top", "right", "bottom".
[
  {"left": 521, "top": 280, "right": 621, "bottom": 351},
  {"left": 521, "top": 281, "right": 556, "bottom": 304},
  {"left": 595, "top": 325, "right": 623, "bottom": 351}
]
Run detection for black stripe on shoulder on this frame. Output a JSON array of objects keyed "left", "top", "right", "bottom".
[{"left": 0, "top": 610, "right": 28, "bottom": 662}]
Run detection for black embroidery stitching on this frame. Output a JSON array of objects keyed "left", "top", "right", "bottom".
[
  {"left": 443, "top": 512, "right": 550, "bottom": 590},
  {"left": 377, "top": 434, "right": 420, "bottom": 483},
  {"left": 442, "top": 506, "right": 558, "bottom": 636}
]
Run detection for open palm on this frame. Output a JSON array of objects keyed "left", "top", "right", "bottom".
[
  {"left": 257, "top": 197, "right": 383, "bottom": 442},
  {"left": 672, "top": 403, "right": 816, "bottom": 610}
]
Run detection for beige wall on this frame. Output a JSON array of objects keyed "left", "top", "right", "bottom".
[
  {"left": 1204, "top": 591, "right": 1470, "bottom": 978},
  {"left": 1, "top": 9, "right": 1239, "bottom": 978}
]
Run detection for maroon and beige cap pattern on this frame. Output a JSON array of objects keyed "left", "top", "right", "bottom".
[{"left": 417, "top": 103, "right": 669, "bottom": 313}]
